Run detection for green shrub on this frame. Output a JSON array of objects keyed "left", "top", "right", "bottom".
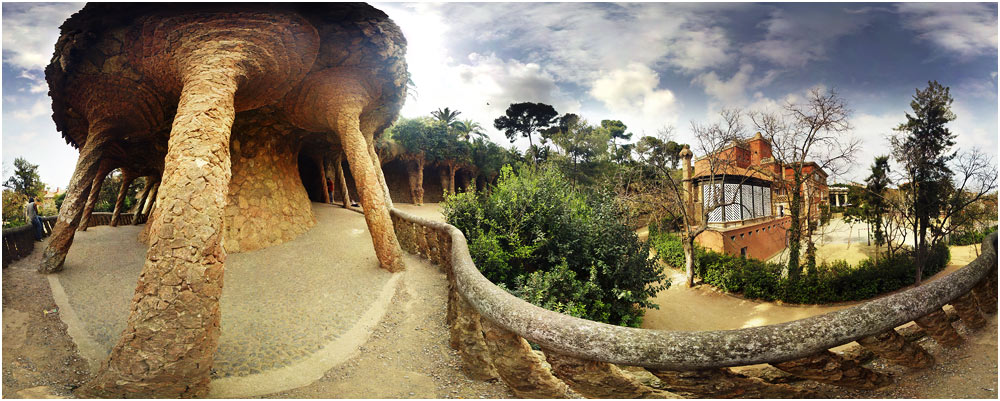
[
  {"left": 950, "top": 226, "right": 998, "bottom": 246},
  {"left": 648, "top": 230, "right": 951, "bottom": 304},
  {"left": 444, "top": 164, "right": 667, "bottom": 327}
]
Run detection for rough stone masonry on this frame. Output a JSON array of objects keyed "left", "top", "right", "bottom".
[{"left": 40, "top": 3, "right": 408, "bottom": 397}]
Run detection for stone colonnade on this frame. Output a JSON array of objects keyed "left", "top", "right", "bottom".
[{"left": 42, "top": 4, "right": 409, "bottom": 397}]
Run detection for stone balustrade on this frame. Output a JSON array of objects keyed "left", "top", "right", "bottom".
[
  {"left": 82, "top": 212, "right": 146, "bottom": 227},
  {"left": 390, "top": 207, "right": 998, "bottom": 398},
  {"left": 3, "top": 216, "right": 57, "bottom": 268}
]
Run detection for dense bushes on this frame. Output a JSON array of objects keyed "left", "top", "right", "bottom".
[
  {"left": 648, "top": 227, "right": 951, "bottom": 304},
  {"left": 950, "top": 225, "right": 998, "bottom": 246},
  {"left": 444, "top": 165, "right": 667, "bottom": 327}
]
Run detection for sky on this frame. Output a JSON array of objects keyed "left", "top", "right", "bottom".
[{"left": 2, "top": 2, "right": 997, "bottom": 189}]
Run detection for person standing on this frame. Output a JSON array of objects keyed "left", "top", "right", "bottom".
[
  {"left": 327, "top": 178, "right": 334, "bottom": 204},
  {"left": 24, "top": 196, "right": 42, "bottom": 241}
]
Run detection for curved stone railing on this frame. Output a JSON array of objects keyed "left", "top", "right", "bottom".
[
  {"left": 3, "top": 216, "right": 57, "bottom": 268},
  {"left": 390, "top": 207, "right": 998, "bottom": 398}
]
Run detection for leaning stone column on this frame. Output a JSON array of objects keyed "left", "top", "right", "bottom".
[
  {"left": 771, "top": 350, "right": 891, "bottom": 389},
  {"left": 318, "top": 155, "right": 331, "bottom": 204},
  {"left": 368, "top": 141, "right": 394, "bottom": 209},
  {"left": 77, "top": 162, "right": 114, "bottom": 231},
  {"left": 336, "top": 153, "right": 351, "bottom": 208},
  {"left": 914, "top": 308, "right": 964, "bottom": 348},
  {"left": 109, "top": 171, "right": 137, "bottom": 227},
  {"left": 39, "top": 128, "right": 112, "bottom": 273},
  {"left": 78, "top": 58, "right": 243, "bottom": 398},
  {"left": 856, "top": 329, "right": 934, "bottom": 369},
  {"left": 336, "top": 115, "right": 404, "bottom": 271},
  {"left": 131, "top": 178, "right": 154, "bottom": 225},
  {"left": 141, "top": 182, "right": 160, "bottom": 216}
]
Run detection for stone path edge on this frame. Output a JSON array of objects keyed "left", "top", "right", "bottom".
[
  {"left": 207, "top": 272, "right": 403, "bottom": 398},
  {"left": 48, "top": 274, "right": 105, "bottom": 373}
]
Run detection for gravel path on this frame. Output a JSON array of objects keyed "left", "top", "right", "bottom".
[{"left": 51, "top": 204, "right": 394, "bottom": 383}]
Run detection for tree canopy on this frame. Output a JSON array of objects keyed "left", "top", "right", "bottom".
[
  {"left": 493, "top": 102, "right": 558, "bottom": 165},
  {"left": 3, "top": 157, "right": 46, "bottom": 199}
]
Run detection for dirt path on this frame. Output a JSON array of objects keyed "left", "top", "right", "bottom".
[
  {"left": 2, "top": 238, "right": 92, "bottom": 399},
  {"left": 258, "top": 251, "right": 512, "bottom": 399}
]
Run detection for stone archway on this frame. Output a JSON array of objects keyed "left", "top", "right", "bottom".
[{"left": 298, "top": 151, "right": 326, "bottom": 203}]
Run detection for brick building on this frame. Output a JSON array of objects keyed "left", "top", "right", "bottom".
[{"left": 680, "top": 132, "right": 828, "bottom": 260}]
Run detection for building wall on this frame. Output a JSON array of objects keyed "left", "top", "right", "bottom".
[{"left": 695, "top": 216, "right": 791, "bottom": 261}]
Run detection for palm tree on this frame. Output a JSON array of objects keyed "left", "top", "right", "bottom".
[
  {"left": 454, "top": 119, "right": 485, "bottom": 141},
  {"left": 431, "top": 107, "right": 462, "bottom": 128}
]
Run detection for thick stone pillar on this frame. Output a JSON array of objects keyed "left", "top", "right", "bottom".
[
  {"left": 406, "top": 157, "right": 425, "bottom": 205},
  {"left": 78, "top": 162, "right": 114, "bottom": 232},
  {"left": 771, "top": 350, "right": 891, "bottom": 389},
  {"left": 480, "top": 319, "right": 570, "bottom": 398},
  {"left": 544, "top": 351, "right": 676, "bottom": 398},
  {"left": 336, "top": 153, "right": 351, "bottom": 208},
  {"left": 79, "top": 62, "right": 241, "bottom": 398},
  {"left": 336, "top": 116, "right": 404, "bottom": 272},
  {"left": 952, "top": 292, "right": 988, "bottom": 330},
  {"left": 856, "top": 329, "right": 934, "bottom": 368},
  {"left": 110, "top": 172, "right": 137, "bottom": 227},
  {"left": 39, "top": 128, "right": 112, "bottom": 273},
  {"left": 914, "top": 308, "right": 964, "bottom": 348}
]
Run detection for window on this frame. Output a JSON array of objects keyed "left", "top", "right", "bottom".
[
  {"left": 740, "top": 247, "right": 748, "bottom": 258},
  {"left": 730, "top": 236, "right": 736, "bottom": 241}
]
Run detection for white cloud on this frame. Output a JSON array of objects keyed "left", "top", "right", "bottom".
[
  {"left": 10, "top": 99, "right": 50, "bottom": 120},
  {"left": 896, "top": 3, "right": 998, "bottom": 59},
  {"left": 693, "top": 63, "right": 756, "bottom": 106},
  {"left": 589, "top": 63, "right": 679, "bottom": 134},
  {"left": 744, "top": 7, "right": 871, "bottom": 67},
  {"left": 1, "top": 3, "right": 84, "bottom": 71}
]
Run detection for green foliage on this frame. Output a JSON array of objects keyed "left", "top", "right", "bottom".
[
  {"left": 444, "top": 165, "right": 667, "bottom": 327},
  {"left": 54, "top": 192, "right": 66, "bottom": 210},
  {"left": 3, "top": 157, "right": 46, "bottom": 198},
  {"left": 2, "top": 189, "right": 28, "bottom": 228},
  {"left": 950, "top": 225, "right": 998, "bottom": 246},
  {"left": 648, "top": 230, "right": 951, "bottom": 304},
  {"left": 494, "top": 102, "right": 558, "bottom": 165}
]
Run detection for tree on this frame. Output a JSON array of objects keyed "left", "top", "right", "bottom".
[
  {"left": 890, "top": 81, "right": 959, "bottom": 283},
  {"left": 752, "top": 88, "right": 859, "bottom": 279},
  {"left": 431, "top": 107, "right": 463, "bottom": 130},
  {"left": 494, "top": 102, "right": 558, "bottom": 166},
  {"left": 454, "top": 119, "right": 485, "bottom": 141},
  {"left": 3, "top": 157, "right": 46, "bottom": 199},
  {"left": 864, "top": 156, "right": 892, "bottom": 256},
  {"left": 601, "top": 119, "right": 632, "bottom": 164}
]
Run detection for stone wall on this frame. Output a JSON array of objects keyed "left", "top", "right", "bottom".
[{"left": 223, "top": 110, "right": 315, "bottom": 253}]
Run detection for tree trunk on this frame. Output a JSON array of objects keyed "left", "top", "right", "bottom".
[
  {"left": 110, "top": 172, "right": 137, "bottom": 227},
  {"left": 684, "top": 237, "right": 696, "bottom": 287},
  {"left": 79, "top": 61, "right": 240, "bottom": 398},
  {"left": 787, "top": 172, "right": 803, "bottom": 279},
  {"left": 38, "top": 128, "right": 112, "bottom": 273}
]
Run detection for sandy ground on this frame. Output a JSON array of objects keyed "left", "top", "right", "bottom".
[{"left": 2, "top": 237, "right": 92, "bottom": 399}]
